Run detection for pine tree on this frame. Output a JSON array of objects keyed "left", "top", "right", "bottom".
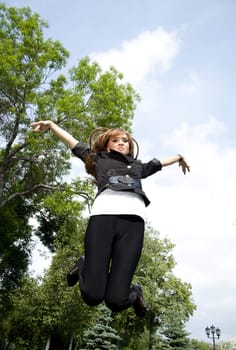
[
  {"left": 81, "top": 304, "right": 122, "bottom": 350},
  {"left": 161, "top": 318, "right": 192, "bottom": 350}
]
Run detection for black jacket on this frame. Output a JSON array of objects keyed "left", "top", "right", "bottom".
[{"left": 72, "top": 142, "right": 162, "bottom": 206}]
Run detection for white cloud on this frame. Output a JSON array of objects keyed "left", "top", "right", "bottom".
[{"left": 90, "top": 27, "right": 180, "bottom": 87}]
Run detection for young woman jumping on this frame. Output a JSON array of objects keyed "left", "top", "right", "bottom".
[{"left": 31, "top": 120, "right": 190, "bottom": 318}]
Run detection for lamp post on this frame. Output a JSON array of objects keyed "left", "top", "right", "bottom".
[{"left": 205, "top": 325, "right": 221, "bottom": 349}]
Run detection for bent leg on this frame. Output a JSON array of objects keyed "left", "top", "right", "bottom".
[
  {"left": 105, "top": 215, "right": 144, "bottom": 312},
  {"left": 79, "top": 215, "right": 115, "bottom": 306}
]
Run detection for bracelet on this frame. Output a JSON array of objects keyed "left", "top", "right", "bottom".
[{"left": 177, "top": 154, "right": 184, "bottom": 162}]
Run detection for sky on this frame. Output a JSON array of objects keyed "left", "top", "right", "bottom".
[{"left": 5, "top": 0, "right": 236, "bottom": 343}]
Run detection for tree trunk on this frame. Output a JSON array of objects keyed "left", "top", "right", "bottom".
[
  {"left": 68, "top": 336, "right": 73, "bottom": 350},
  {"left": 45, "top": 336, "right": 51, "bottom": 350},
  {"left": 148, "top": 311, "right": 155, "bottom": 350}
]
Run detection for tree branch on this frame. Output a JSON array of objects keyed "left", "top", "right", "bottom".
[
  {"left": 0, "top": 184, "right": 94, "bottom": 210},
  {"left": 0, "top": 183, "right": 61, "bottom": 209}
]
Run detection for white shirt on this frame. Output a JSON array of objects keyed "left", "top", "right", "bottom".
[{"left": 90, "top": 188, "right": 146, "bottom": 221}]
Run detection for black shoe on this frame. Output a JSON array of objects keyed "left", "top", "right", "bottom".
[
  {"left": 67, "top": 256, "right": 84, "bottom": 287},
  {"left": 133, "top": 284, "right": 147, "bottom": 318}
]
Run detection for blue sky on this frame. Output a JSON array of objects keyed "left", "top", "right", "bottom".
[{"left": 5, "top": 0, "right": 236, "bottom": 343}]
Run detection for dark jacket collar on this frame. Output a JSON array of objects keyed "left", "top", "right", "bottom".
[{"left": 98, "top": 149, "right": 135, "bottom": 163}]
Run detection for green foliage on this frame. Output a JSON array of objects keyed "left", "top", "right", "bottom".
[
  {"left": 0, "top": 11, "right": 65, "bottom": 191},
  {"left": 190, "top": 339, "right": 211, "bottom": 349},
  {"left": 219, "top": 341, "right": 236, "bottom": 350},
  {"left": 0, "top": 4, "right": 68, "bottom": 107},
  {"left": 34, "top": 178, "right": 94, "bottom": 252},
  {"left": 161, "top": 318, "right": 192, "bottom": 349},
  {"left": 4, "top": 238, "right": 95, "bottom": 349},
  {"left": 3, "top": 277, "right": 47, "bottom": 349},
  {"left": 36, "top": 56, "right": 140, "bottom": 144},
  {"left": 0, "top": 5, "right": 71, "bottom": 336},
  {"left": 0, "top": 198, "right": 32, "bottom": 319},
  {"left": 81, "top": 304, "right": 121, "bottom": 350}
]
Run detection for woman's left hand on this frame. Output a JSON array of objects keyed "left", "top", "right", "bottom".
[{"left": 179, "top": 157, "right": 190, "bottom": 174}]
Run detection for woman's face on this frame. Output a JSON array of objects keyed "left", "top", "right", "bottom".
[{"left": 107, "top": 132, "right": 130, "bottom": 155}]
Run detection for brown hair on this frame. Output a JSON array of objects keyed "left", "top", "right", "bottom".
[{"left": 85, "top": 127, "right": 139, "bottom": 177}]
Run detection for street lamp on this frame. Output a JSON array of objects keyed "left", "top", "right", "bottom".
[{"left": 205, "top": 325, "right": 221, "bottom": 349}]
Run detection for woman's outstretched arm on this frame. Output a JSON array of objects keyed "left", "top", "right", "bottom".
[
  {"left": 31, "top": 120, "right": 78, "bottom": 149},
  {"left": 160, "top": 154, "right": 190, "bottom": 174}
]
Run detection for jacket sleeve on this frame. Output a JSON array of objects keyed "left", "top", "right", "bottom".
[
  {"left": 141, "top": 158, "right": 162, "bottom": 178},
  {"left": 71, "top": 142, "right": 91, "bottom": 162}
]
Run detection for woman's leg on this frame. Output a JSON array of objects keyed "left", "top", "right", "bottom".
[
  {"left": 79, "top": 215, "right": 115, "bottom": 306},
  {"left": 104, "top": 215, "right": 145, "bottom": 312}
]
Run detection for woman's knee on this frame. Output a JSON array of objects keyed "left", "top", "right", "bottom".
[
  {"left": 105, "top": 294, "right": 126, "bottom": 312},
  {"left": 81, "top": 289, "right": 104, "bottom": 307}
]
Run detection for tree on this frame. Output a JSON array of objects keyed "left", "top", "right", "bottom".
[
  {"left": 189, "top": 339, "right": 211, "bottom": 350},
  {"left": 81, "top": 304, "right": 121, "bottom": 350},
  {"left": 219, "top": 341, "right": 236, "bottom": 350},
  {"left": 0, "top": 3, "right": 69, "bottom": 312},
  {"left": 0, "top": 3, "right": 69, "bottom": 208},
  {"left": 4, "top": 219, "right": 95, "bottom": 350},
  {"left": 160, "top": 317, "right": 192, "bottom": 349}
]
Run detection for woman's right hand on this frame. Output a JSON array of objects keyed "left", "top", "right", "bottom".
[
  {"left": 30, "top": 120, "right": 52, "bottom": 132},
  {"left": 30, "top": 120, "right": 78, "bottom": 149}
]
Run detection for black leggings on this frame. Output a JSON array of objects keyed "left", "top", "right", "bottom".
[{"left": 79, "top": 214, "right": 144, "bottom": 312}]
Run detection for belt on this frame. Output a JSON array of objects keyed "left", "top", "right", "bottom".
[{"left": 108, "top": 175, "right": 141, "bottom": 188}]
